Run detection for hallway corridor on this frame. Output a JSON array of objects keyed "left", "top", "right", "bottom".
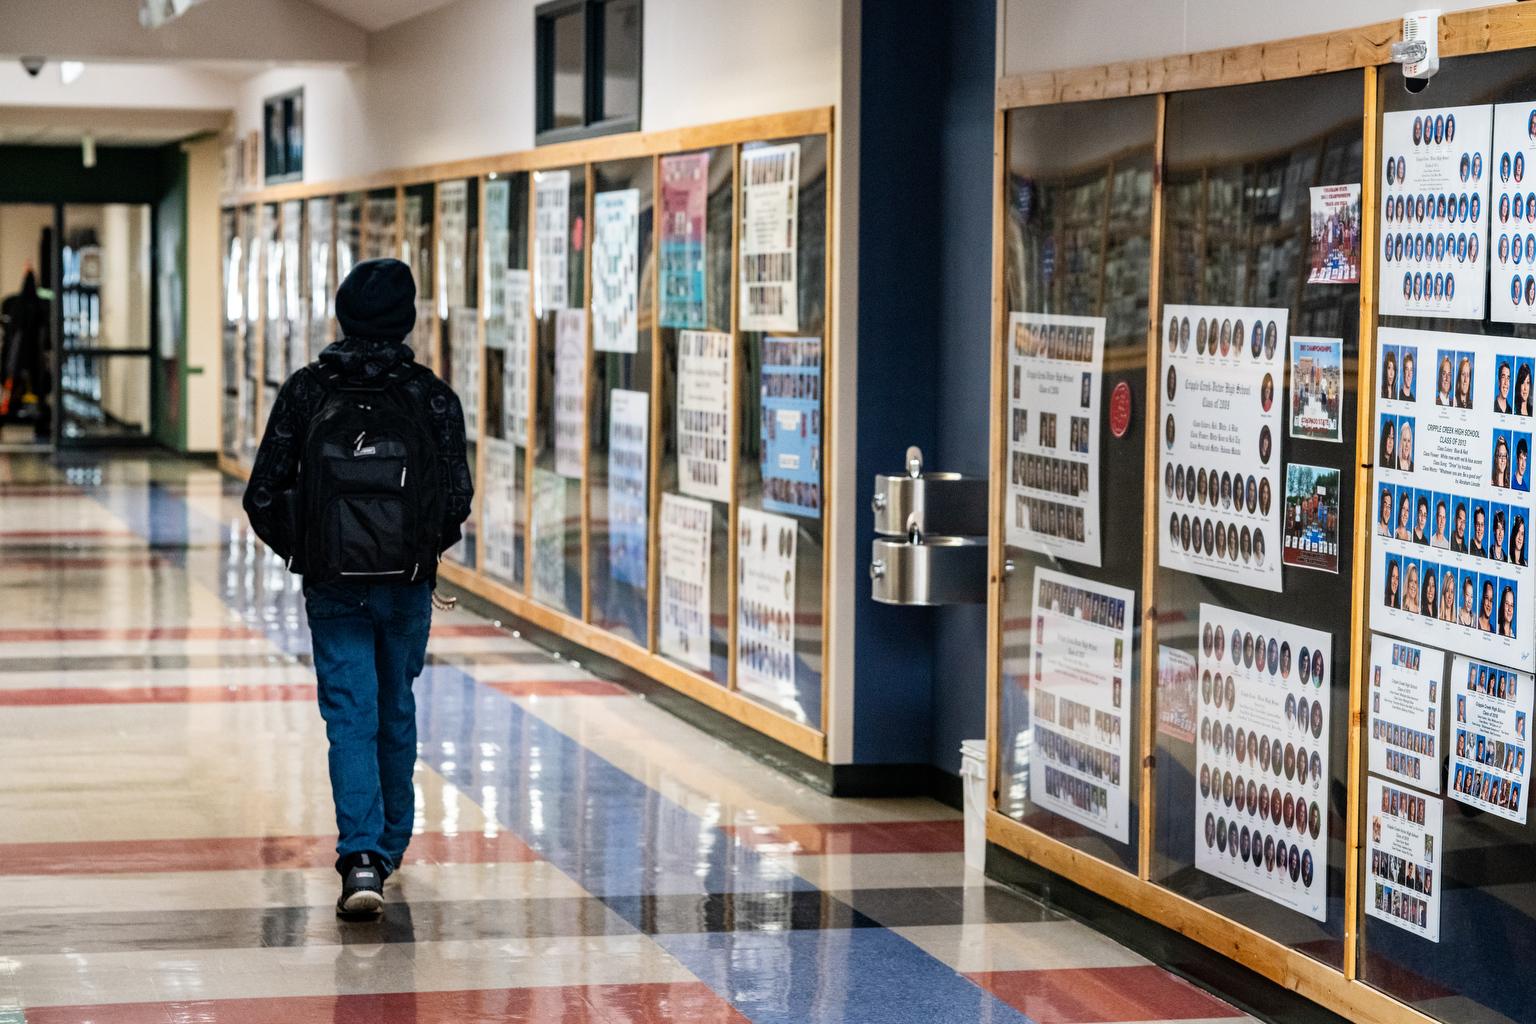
[{"left": 0, "top": 455, "right": 1253, "bottom": 1024}]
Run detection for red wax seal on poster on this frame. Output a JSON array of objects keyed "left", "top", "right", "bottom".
[{"left": 1109, "top": 381, "right": 1133, "bottom": 438}]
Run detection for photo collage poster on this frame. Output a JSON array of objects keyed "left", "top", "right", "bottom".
[
  {"left": 483, "top": 179, "right": 510, "bottom": 329},
  {"left": 678, "top": 329, "right": 731, "bottom": 503},
  {"left": 401, "top": 193, "right": 433, "bottom": 371},
  {"left": 1450, "top": 655, "right": 1533, "bottom": 823},
  {"left": 1289, "top": 337, "right": 1343, "bottom": 444},
  {"left": 740, "top": 143, "right": 799, "bottom": 332},
  {"left": 1028, "top": 569, "right": 1134, "bottom": 842},
  {"left": 1365, "top": 776, "right": 1444, "bottom": 942},
  {"left": 659, "top": 492, "right": 713, "bottom": 673},
  {"left": 660, "top": 151, "right": 709, "bottom": 329},
  {"left": 1379, "top": 104, "right": 1493, "bottom": 320},
  {"left": 736, "top": 507, "right": 799, "bottom": 716},
  {"left": 449, "top": 308, "right": 480, "bottom": 439},
  {"left": 592, "top": 188, "right": 640, "bottom": 353},
  {"left": 1195, "top": 605, "right": 1332, "bottom": 922},
  {"left": 504, "top": 269, "right": 531, "bottom": 447},
  {"left": 534, "top": 168, "right": 570, "bottom": 315},
  {"left": 760, "top": 336, "right": 822, "bottom": 518},
  {"left": 531, "top": 468, "right": 567, "bottom": 609},
  {"left": 554, "top": 308, "right": 586, "bottom": 479},
  {"left": 1490, "top": 102, "right": 1536, "bottom": 323},
  {"left": 305, "top": 199, "right": 331, "bottom": 363},
  {"left": 1370, "top": 327, "right": 1534, "bottom": 670},
  {"left": 607, "top": 388, "right": 650, "bottom": 589},
  {"left": 1282, "top": 463, "right": 1341, "bottom": 575},
  {"left": 1308, "top": 183, "right": 1361, "bottom": 284},
  {"left": 1160, "top": 305, "right": 1288, "bottom": 593},
  {"left": 1368, "top": 634, "right": 1446, "bottom": 793},
  {"left": 1005, "top": 312, "right": 1106, "bottom": 566},
  {"left": 436, "top": 179, "right": 469, "bottom": 314},
  {"left": 1157, "top": 645, "right": 1198, "bottom": 744},
  {"left": 363, "top": 193, "right": 395, "bottom": 262},
  {"left": 482, "top": 436, "right": 518, "bottom": 583}
]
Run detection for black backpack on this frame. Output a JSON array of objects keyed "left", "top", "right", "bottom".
[{"left": 294, "top": 363, "right": 444, "bottom": 583}]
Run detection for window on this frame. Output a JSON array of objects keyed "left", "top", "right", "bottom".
[
  {"left": 263, "top": 88, "right": 304, "bottom": 183},
  {"left": 535, "top": 0, "right": 642, "bottom": 144}
]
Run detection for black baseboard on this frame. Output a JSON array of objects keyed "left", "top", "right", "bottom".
[
  {"left": 439, "top": 582, "right": 963, "bottom": 804},
  {"left": 985, "top": 842, "right": 1350, "bottom": 1024}
]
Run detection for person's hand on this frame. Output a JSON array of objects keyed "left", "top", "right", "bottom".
[{"left": 431, "top": 589, "right": 457, "bottom": 611}]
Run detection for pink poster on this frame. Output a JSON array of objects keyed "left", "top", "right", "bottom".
[{"left": 660, "top": 152, "right": 709, "bottom": 329}]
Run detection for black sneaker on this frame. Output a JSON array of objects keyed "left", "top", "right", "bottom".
[{"left": 336, "top": 852, "right": 386, "bottom": 917}]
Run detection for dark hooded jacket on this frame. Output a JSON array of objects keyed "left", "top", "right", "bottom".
[{"left": 241, "top": 336, "right": 473, "bottom": 584}]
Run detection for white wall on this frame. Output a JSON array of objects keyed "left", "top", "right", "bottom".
[
  {"left": 0, "top": 205, "right": 52, "bottom": 296},
  {"left": 0, "top": 61, "right": 239, "bottom": 110},
  {"left": 1002, "top": 0, "right": 1514, "bottom": 76},
  {"left": 232, "top": 0, "right": 842, "bottom": 182}
]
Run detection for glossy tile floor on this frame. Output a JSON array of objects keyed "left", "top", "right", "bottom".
[{"left": 0, "top": 454, "right": 1259, "bottom": 1024}]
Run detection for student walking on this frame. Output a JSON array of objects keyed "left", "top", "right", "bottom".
[{"left": 242, "top": 258, "right": 473, "bottom": 916}]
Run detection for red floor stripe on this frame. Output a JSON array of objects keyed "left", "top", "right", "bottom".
[
  {"left": 721, "top": 819, "right": 965, "bottom": 855},
  {"left": 0, "top": 683, "right": 318, "bottom": 707},
  {"left": 967, "top": 966, "right": 1247, "bottom": 1024},
  {"left": 0, "top": 625, "right": 261, "bottom": 642},
  {"left": 486, "top": 679, "right": 630, "bottom": 697},
  {"left": 0, "top": 528, "right": 136, "bottom": 539},
  {"left": 0, "top": 831, "right": 539, "bottom": 876},
  {"left": 21, "top": 982, "right": 749, "bottom": 1024}
]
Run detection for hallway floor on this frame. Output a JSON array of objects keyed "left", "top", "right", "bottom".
[{"left": 0, "top": 454, "right": 1256, "bottom": 1024}]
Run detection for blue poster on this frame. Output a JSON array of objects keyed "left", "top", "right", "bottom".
[{"left": 761, "top": 336, "right": 822, "bottom": 518}]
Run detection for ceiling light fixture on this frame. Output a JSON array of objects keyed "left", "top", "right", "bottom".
[
  {"left": 82, "top": 134, "right": 96, "bottom": 169},
  {"left": 60, "top": 61, "right": 84, "bottom": 85}
]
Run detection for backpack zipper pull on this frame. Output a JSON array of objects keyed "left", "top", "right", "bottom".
[
  {"left": 354, "top": 431, "right": 366, "bottom": 454},
  {"left": 401, "top": 465, "right": 407, "bottom": 486}
]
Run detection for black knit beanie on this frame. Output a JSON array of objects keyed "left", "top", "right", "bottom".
[{"left": 335, "top": 258, "right": 416, "bottom": 341}]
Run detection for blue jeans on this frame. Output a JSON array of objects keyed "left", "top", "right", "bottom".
[{"left": 303, "top": 580, "right": 432, "bottom": 874}]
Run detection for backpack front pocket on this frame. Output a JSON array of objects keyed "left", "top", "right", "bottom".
[{"left": 328, "top": 494, "right": 413, "bottom": 576}]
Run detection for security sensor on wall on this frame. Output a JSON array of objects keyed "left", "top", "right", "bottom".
[
  {"left": 19, "top": 56, "right": 44, "bottom": 77},
  {"left": 1392, "top": 9, "right": 1440, "bottom": 93}
]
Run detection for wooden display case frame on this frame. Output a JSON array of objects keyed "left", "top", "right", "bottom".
[
  {"left": 218, "top": 107, "right": 834, "bottom": 762},
  {"left": 987, "top": 6, "right": 1536, "bottom": 1023}
]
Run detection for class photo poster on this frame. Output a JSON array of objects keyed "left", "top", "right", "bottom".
[
  {"left": 1282, "top": 463, "right": 1341, "bottom": 575},
  {"left": 1194, "top": 604, "right": 1331, "bottom": 922},
  {"left": 1379, "top": 104, "right": 1492, "bottom": 320},
  {"left": 534, "top": 168, "right": 571, "bottom": 315},
  {"left": 659, "top": 151, "right": 709, "bottom": 330},
  {"left": 592, "top": 188, "right": 640, "bottom": 354},
  {"left": 659, "top": 493, "right": 713, "bottom": 674},
  {"left": 1450, "top": 655, "right": 1533, "bottom": 824},
  {"left": 1028, "top": 569, "right": 1135, "bottom": 843},
  {"left": 736, "top": 507, "right": 801, "bottom": 719},
  {"left": 1157, "top": 644, "right": 1198, "bottom": 744},
  {"left": 1365, "top": 777, "right": 1444, "bottom": 942},
  {"left": 1159, "top": 305, "right": 1287, "bottom": 593},
  {"left": 1005, "top": 312, "right": 1106, "bottom": 566},
  {"left": 1368, "top": 635, "right": 1446, "bottom": 794},
  {"left": 739, "top": 143, "right": 799, "bottom": 332},
  {"left": 1370, "top": 326, "right": 1534, "bottom": 670},
  {"left": 1289, "top": 337, "right": 1343, "bottom": 443},
  {"left": 1308, "top": 184, "right": 1361, "bottom": 284},
  {"left": 1488, "top": 101, "right": 1536, "bottom": 325}
]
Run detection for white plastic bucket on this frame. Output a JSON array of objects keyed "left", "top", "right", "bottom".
[{"left": 959, "top": 738, "right": 987, "bottom": 871}]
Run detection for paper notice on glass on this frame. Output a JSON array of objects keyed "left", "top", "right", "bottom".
[
  {"left": 1450, "top": 655, "right": 1532, "bottom": 823},
  {"left": 1369, "top": 327, "right": 1534, "bottom": 670},
  {"left": 1195, "top": 605, "right": 1331, "bottom": 922},
  {"left": 1488, "top": 103, "right": 1536, "bottom": 323},
  {"left": 1368, "top": 635, "right": 1446, "bottom": 793},
  {"left": 1159, "top": 305, "right": 1287, "bottom": 592},
  {"left": 504, "top": 269, "right": 531, "bottom": 447},
  {"left": 1028, "top": 569, "right": 1134, "bottom": 842},
  {"left": 449, "top": 308, "right": 480, "bottom": 439},
  {"left": 678, "top": 329, "right": 731, "bottom": 503},
  {"left": 737, "top": 507, "right": 800, "bottom": 718},
  {"left": 1379, "top": 104, "right": 1493, "bottom": 320},
  {"left": 740, "top": 143, "right": 799, "bottom": 331},
  {"left": 593, "top": 188, "right": 639, "bottom": 353},
  {"left": 482, "top": 436, "right": 519, "bottom": 583},
  {"left": 483, "top": 179, "right": 511, "bottom": 325},
  {"left": 607, "top": 389, "right": 649, "bottom": 589},
  {"left": 1157, "top": 645, "right": 1198, "bottom": 744},
  {"left": 535, "top": 169, "right": 570, "bottom": 315},
  {"left": 1365, "top": 777, "right": 1443, "bottom": 942},
  {"left": 1308, "top": 184, "right": 1361, "bottom": 284},
  {"left": 554, "top": 308, "right": 586, "bottom": 479},
  {"left": 1005, "top": 312, "right": 1105, "bottom": 565},
  {"left": 659, "top": 493, "right": 713, "bottom": 673},
  {"left": 436, "top": 180, "right": 469, "bottom": 316},
  {"left": 760, "top": 336, "right": 821, "bottom": 518},
  {"left": 335, "top": 196, "right": 359, "bottom": 282},
  {"left": 660, "top": 152, "right": 709, "bottom": 329},
  {"left": 364, "top": 194, "right": 395, "bottom": 261},
  {"left": 306, "top": 199, "right": 333, "bottom": 362},
  {"left": 1289, "top": 337, "right": 1343, "bottom": 443},
  {"left": 531, "top": 468, "right": 567, "bottom": 609},
  {"left": 1282, "top": 463, "right": 1341, "bottom": 575}
]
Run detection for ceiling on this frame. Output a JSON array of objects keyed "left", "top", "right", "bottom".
[
  {"left": 0, "top": 106, "right": 229, "bottom": 147},
  {"left": 300, "top": 0, "right": 461, "bottom": 33}
]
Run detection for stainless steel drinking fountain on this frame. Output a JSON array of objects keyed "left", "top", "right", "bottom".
[{"left": 870, "top": 447, "right": 989, "bottom": 605}]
